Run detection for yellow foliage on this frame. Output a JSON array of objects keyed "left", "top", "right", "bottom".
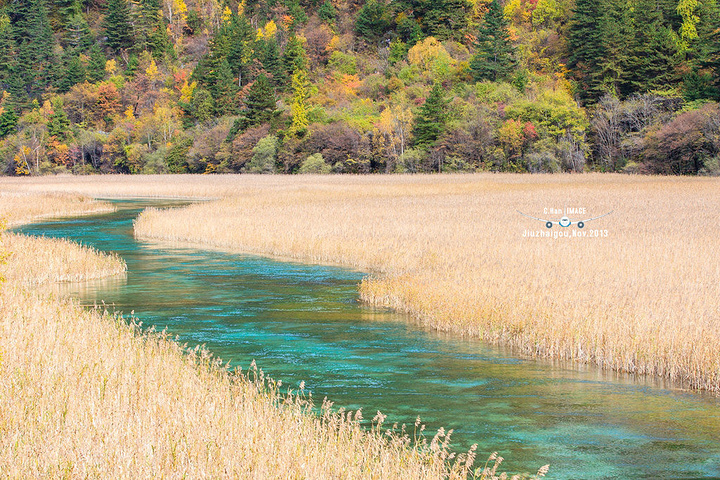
[
  {"left": 146, "top": 60, "right": 160, "bottom": 80},
  {"left": 264, "top": 19, "right": 277, "bottom": 37},
  {"left": 124, "top": 106, "right": 135, "bottom": 120},
  {"left": 407, "top": 37, "right": 453, "bottom": 76},
  {"left": 222, "top": 5, "right": 232, "bottom": 24},
  {"left": 105, "top": 59, "right": 118, "bottom": 75},
  {"left": 180, "top": 80, "right": 197, "bottom": 103},
  {"left": 237, "top": 0, "right": 245, "bottom": 17}
]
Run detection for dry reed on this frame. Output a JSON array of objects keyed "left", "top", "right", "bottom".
[
  {"left": 124, "top": 174, "right": 720, "bottom": 392},
  {"left": 0, "top": 185, "right": 547, "bottom": 478}
]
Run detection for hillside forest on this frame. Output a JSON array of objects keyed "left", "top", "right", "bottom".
[{"left": 1, "top": 0, "right": 720, "bottom": 175}]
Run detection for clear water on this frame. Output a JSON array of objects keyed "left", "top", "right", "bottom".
[{"left": 14, "top": 200, "right": 720, "bottom": 479}]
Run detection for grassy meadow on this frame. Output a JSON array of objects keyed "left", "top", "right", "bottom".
[{"left": 0, "top": 189, "right": 538, "bottom": 478}]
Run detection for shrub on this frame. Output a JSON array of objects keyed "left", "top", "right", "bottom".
[
  {"left": 298, "top": 153, "right": 331, "bottom": 174},
  {"left": 246, "top": 135, "right": 279, "bottom": 174}
]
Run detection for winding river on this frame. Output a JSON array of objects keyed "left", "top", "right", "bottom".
[{"left": 15, "top": 200, "right": 720, "bottom": 479}]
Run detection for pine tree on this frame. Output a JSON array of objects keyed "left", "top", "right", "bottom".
[
  {"left": 87, "top": 44, "right": 107, "bottom": 83},
  {"left": 596, "top": 0, "right": 634, "bottom": 98},
  {"left": 412, "top": 83, "right": 448, "bottom": 148},
  {"left": 355, "top": 0, "right": 389, "bottom": 44},
  {"left": 9, "top": 0, "right": 58, "bottom": 101},
  {"left": 237, "top": 73, "right": 276, "bottom": 131},
  {"left": 567, "top": 0, "right": 605, "bottom": 103},
  {"left": 47, "top": 99, "right": 71, "bottom": 141},
  {"left": 283, "top": 35, "right": 308, "bottom": 78},
  {"left": 693, "top": 0, "right": 720, "bottom": 99},
  {"left": 103, "top": 0, "right": 134, "bottom": 52},
  {"left": 56, "top": 49, "right": 86, "bottom": 93},
  {"left": 214, "top": 59, "right": 239, "bottom": 115},
  {"left": 0, "top": 106, "right": 19, "bottom": 138},
  {"left": 64, "top": 1, "right": 94, "bottom": 50},
  {"left": 258, "top": 38, "right": 287, "bottom": 87},
  {"left": 469, "top": 0, "right": 517, "bottom": 82},
  {"left": 423, "top": 0, "right": 469, "bottom": 41},
  {"left": 318, "top": 0, "right": 336, "bottom": 24},
  {"left": 226, "top": 14, "right": 254, "bottom": 86},
  {"left": 0, "top": 14, "right": 20, "bottom": 98},
  {"left": 627, "top": 0, "right": 679, "bottom": 92}
]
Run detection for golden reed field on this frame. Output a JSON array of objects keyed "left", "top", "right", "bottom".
[
  {"left": 2, "top": 173, "right": 719, "bottom": 395},
  {"left": 0, "top": 187, "right": 537, "bottom": 479}
]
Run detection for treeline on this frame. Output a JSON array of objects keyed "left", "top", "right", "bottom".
[{"left": 0, "top": 0, "right": 719, "bottom": 175}]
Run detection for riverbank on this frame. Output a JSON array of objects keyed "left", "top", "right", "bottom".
[
  {"left": 126, "top": 174, "right": 720, "bottom": 393},
  {"left": 0, "top": 191, "right": 507, "bottom": 478}
]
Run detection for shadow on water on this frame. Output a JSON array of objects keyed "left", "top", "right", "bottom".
[{"left": 14, "top": 199, "right": 720, "bottom": 480}]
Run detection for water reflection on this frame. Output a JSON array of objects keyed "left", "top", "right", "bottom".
[{"left": 15, "top": 201, "right": 720, "bottom": 479}]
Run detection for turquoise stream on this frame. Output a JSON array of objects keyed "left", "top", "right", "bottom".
[{"left": 15, "top": 200, "right": 720, "bottom": 479}]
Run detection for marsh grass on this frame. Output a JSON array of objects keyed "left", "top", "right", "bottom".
[
  {"left": 126, "top": 174, "right": 720, "bottom": 392},
  {"left": 0, "top": 187, "right": 548, "bottom": 478}
]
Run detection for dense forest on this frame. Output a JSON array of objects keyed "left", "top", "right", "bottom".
[{"left": 0, "top": 0, "right": 719, "bottom": 175}]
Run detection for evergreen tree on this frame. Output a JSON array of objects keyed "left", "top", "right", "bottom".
[
  {"left": 227, "top": 14, "right": 254, "bottom": 86},
  {"left": 56, "top": 49, "right": 86, "bottom": 93},
  {"left": 0, "top": 106, "right": 19, "bottom": 138},
  {"left": 693, "top": 0, "right": 720, "bottom": 99},
  {"left": 412, "top": 83, "right": 448, "bottom": 148},
  {"left": 64, "top": 1, "right": 94, "bottom": 50},
  {"left": 214, "top": 59, "right": 239, "bottom": 115},
  {"left": 0, "top": 14, "right": 21, "bottom": 98},
  {"left": 318, "top": 0, "right": 336, "bottom": 24},
  {"left": 125, "top": 54, "right": 139, "bottom": 76},
  {"left": 423, "top": 0, "right": 469, "bottom": 41},
  {"left": 9, "top": 0, "right": 58, "bottom": 100},
  {"left": 47, "top": 100, "right": 71, "bottom": 141},
  {"left": 355, "top": 0, "right": 389, "bottom": 44},
  {"left": 567, "top": 0, "right": 605, "bottom": 103},
  {"left": 627, "top": 0, "right": 679, "bottom": 92},
  {"left": 596, "top": 0, "right": 634, "bottom": 98},
  {"left": 103, "top": 0, "right": 134, "bottom": 52},
  {"left": 87, "top": 44, "right": 107, "bottom": 83},
  {"left": 283, "top": 35, "right": 308, "bottom": 77},
  {"left": 258, "top": 38, "right": 287, "bottom": 87},
  {"left": 236, "top": 73, "right": 277, "bottom": 131},
  {"left": 469, "top": 0, "right": 517, "bottom": 82}
]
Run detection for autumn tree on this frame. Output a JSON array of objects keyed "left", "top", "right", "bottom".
[{"left": 289, "top": 69, "right": 309, "bottom": 136}]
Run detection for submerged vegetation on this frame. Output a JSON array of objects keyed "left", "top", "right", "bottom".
[{"left": 0, "top": 0, "right": 720, "bottom": 175}]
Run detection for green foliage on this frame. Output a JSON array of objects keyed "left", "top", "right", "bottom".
[
  {"left": 8, "top": 0, "right": 58, "bottom": 101},
  {"left": 318, "top": 1, "right": 337, "bottom": 24},
  {"left": 469, "top": 0, "right": 517, "bottom": 82},
  {"left": 48, "top": 99, "right": 71, "bottom": 141},
  {"left": 56, "top": 49, "right": 86, "bottom": 93},
  {"left": 283, "top": 35, "right": 308, "bottom": 77},
  {"left": 355, "top": 0, "right": 389, "bottom": 44},
  {"left": 412, "top": 83, "right": 449, "bottom": 148},
  {"left": 166, "top": 137, "right": 193, "bottom": 173},
  {"left": 103, "top": 0, "right": 134, "bottom": 52},
  {"left": 328, "top": 51, "right": 358, "bottom": 75},
  {"left": 247, "top": 134, "right": 278, "bottom": 173},
  {"left": 299, "top": 153, "right": 331, "bottom": 173},
  {"left": 87, "top": 45, "right": 107, "bottom": 83},
  {"left": 237, "top": 74, "right": 277, "bottom": 131},
  {"left": 0, "top": 107, "right": 18, "bottom": 139}
]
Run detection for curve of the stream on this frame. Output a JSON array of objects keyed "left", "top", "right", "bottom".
[{"left": 15, "top": 199, "right": 720, "bottom": 479}]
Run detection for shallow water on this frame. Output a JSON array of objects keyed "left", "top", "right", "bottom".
[{"left": 15, "top": 200, "right": 720, "bottom": 479}]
